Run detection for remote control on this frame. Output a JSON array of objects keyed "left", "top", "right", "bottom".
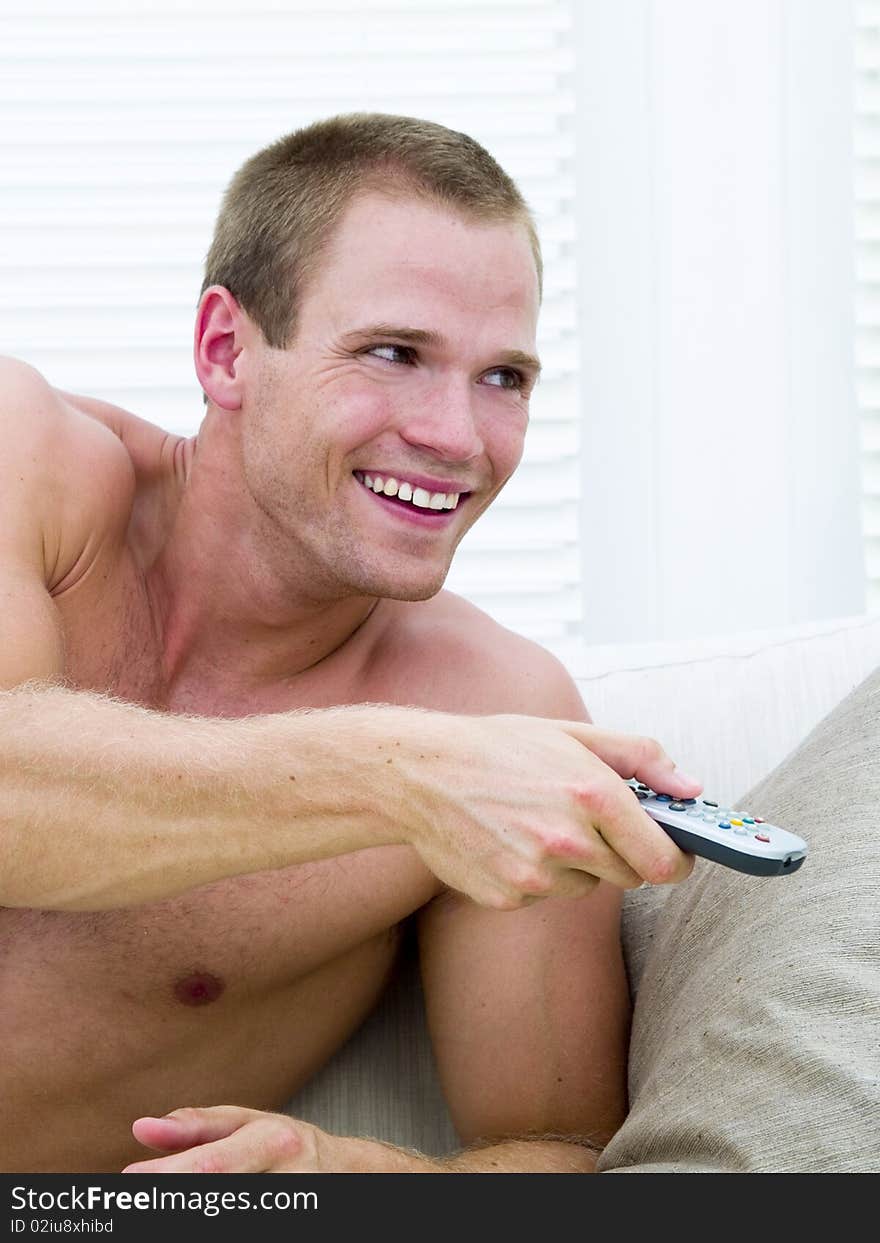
[{"left": 626, "top": 779, "right": 808, "bottom": 876}]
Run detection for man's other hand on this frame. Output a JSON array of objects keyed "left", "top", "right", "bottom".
[{"left": 123, "top": 1108, "right": 438, "bottom": 1173}]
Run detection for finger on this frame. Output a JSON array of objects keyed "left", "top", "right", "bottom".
[
  {"left": 131, "top": 1105, "right": 266, "bottom": 1153},
  {"left": 566, "top": 782, "right": 695, "bottom": 886},
  {"left": 125, "top": 1116, "right": 301, "bottom": 1174},
  {"left": 511, "top": 870, "right": 600, "bottom": 906},
  {"left": 567, "top": 820, "right": 661, "bottom": 889},
  {"left": 560, "top": 721, "right": 704, "bottom": 798}
]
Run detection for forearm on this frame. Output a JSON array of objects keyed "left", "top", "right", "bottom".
[
  {"left": 445, "top": 1139, "right": 599, "bottom": 1173},
  {"left": 344, "top": 1136, "right": 600, "bottom": 1173},
  {"left": 338, "top": 1138, "right": 599, "bottom": 1173},
  {"left": 0, "top": 684, "right": 411, "bottom": 910}
]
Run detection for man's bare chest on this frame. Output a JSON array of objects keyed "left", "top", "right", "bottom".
[
  {"left": 31, "top": 544, "right": 441, "bottom": 1005},
  {"left": 3, "top": 844, "right": 432, "bottom": 1010}
]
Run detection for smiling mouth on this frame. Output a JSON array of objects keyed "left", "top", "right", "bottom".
[{"left": 353, "top": 471, "right": 470, "bottom": 513}]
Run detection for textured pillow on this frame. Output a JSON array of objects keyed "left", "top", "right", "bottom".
[{"left": 597, "top": 666, "right": 880, "bottom": 1173}]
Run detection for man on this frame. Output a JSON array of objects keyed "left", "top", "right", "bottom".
[{"left": 0, "top": 113, "right": 702, "bottom": 1174}]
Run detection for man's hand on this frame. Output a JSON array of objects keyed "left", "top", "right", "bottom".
[
  {"left": 123, "top": 1108, "right": 597, "bottom": 1173},
  {"left": 384, "top": 710, "right": 703, "bottom": 909},
  {"left": 123, "top": 1108, "right": 441, "bottom": 1173}
]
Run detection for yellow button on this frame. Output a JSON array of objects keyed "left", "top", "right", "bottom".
[{"left": 731, "top": 819, "right": 743, "bottom": 826}]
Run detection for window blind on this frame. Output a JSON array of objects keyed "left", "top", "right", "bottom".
[
  {"left": 0, "top": 0, "right": 581, "bottom": 647},
  {"left": 857, "top": 0, "right": 880, "bottom": 610}
]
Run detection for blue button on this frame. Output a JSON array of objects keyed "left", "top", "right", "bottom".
[
  {"left": 655, "top": 793, "right": 673, "bottom": 802},
  {"left": 718, "top": 821, "right": 732, "bottom": 830}
]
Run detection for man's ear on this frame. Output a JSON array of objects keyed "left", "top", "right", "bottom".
[{"left": 193, "top": 286, "right": 248, "bottom": 411}]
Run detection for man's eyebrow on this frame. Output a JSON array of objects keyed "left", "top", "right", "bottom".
[{"left": 342, "top": 323, "right": 542, "bottom": 376}]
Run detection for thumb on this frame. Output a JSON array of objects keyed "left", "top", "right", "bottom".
[{"left": 132, "top": 1105, "right": 259, "bottom": 1152}]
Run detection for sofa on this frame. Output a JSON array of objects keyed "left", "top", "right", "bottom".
[{"left": 285, "top": 611, "right": 880, "bottom": 1171}]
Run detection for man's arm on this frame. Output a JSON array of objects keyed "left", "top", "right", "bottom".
[
  {"left": 416, "top": 641, "right": 629, "bottom": 1170},
  {"left": 122, "top": 1108, "right": 600, "bottom": 1173},
  {"left": 1, "top": 681, "right": 699, "bottom": 912}
]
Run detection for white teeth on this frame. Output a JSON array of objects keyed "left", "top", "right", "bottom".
[{"left": 355, "top": 472, "right": 462, "bottom": 512}]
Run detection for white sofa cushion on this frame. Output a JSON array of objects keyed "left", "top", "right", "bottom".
[{"left": 566, "top": 612, "right": 880, "bottom": 803}]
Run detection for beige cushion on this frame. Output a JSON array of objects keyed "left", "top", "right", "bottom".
[{"left": 597, "top": 666, "right": 880, "bottom": 1173}]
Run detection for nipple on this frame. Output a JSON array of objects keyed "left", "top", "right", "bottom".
[{"left": 173, "top": 971, "right": 225, "bottom": 1007}]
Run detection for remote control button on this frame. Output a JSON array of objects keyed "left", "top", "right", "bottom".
[
  {"left": 718, "top": 821, "right": 731, "bottom": 830},
  {"left": 754, "top": 833, "right": 771, "bottom": 843},
  {"left": 734, "top": 827, "right": 748, "bottom": 836},
  {"left": 754, "top": 817, "right": 765, "bottom": 824},
  {"left": 680, "top": 798, "right": 697, "bottom": 805},
  {"left": 669, "top": 802, "right": 687, "bottom": 811},
  {"left": 730, "top": 819, "right": 743, "bottom": 826},
  {"left": 703, "top": 812, "right": 717, "bottom": 822},
  {"left": 655, "top": 793, "right": 673, "bottom": 802},
  {"left": 687, "top": 808, "right": 702, "bottom": 817},
  {"left": 702, "top": 800, "right": 719, "bottom": 808},
  {"left": 633, "top": 790, "right": 649, "bottom": 800},
  {"left": 637, "top": 784, "right": 650, "bottom": 791},
  {"left": 743, "top": 817, "right": 755, "bottom": 824}
]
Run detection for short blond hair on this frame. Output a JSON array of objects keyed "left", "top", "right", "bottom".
[{"left": 201, "top": 112, "right": 542, "bottom": 349}]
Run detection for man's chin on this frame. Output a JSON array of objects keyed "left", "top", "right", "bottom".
[{"left": 351, "top": 568, "right": 449, "bottom": 603}]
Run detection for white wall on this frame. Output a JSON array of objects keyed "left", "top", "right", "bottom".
[{"left": 574, "top": 0, "right": 866, "bottom": 643}]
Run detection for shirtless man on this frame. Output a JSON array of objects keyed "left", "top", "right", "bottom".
[{"left": 0, "top": 113, "right": 701, "bottom": 1174}]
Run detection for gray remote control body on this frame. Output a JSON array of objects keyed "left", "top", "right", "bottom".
[{"left": 627, "top": 779, "right": 808, "bottom": 876}]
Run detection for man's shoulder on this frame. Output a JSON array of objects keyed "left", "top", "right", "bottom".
[
  {"left": 0, "top": 356, "right": 133, "bottom": 475},
  {"left": 0, "top": 357, "right": 137, "bottom": 584},
  {"left": 380, "top": 590, "right": 589, "bottom": 722}
]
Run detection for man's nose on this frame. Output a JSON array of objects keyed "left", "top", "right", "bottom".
[{"left": 398, "top": 379, "right": 484, "bottom": 463}]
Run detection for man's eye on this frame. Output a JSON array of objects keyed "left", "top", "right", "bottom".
[
  {"left": 366, "top": 344, "right": 416, "bottom": 365},
  {"left": 483, "top": 368, "right": 527, "bottom": 392}
]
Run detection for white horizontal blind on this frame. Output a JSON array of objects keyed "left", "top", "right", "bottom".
[
  {"left": 857, "top": 0, "right": 880, "bottom": 609},
  {"left": 0, "top": 0, "right": 581, "bottom": 647}
]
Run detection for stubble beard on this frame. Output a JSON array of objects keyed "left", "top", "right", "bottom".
[{"left": 322, "top": 524, "right": 454, "bottom": 603}]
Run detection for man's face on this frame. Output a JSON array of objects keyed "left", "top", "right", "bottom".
[{"left": 241, "top": 191, "right": 541, "bottom": 603}]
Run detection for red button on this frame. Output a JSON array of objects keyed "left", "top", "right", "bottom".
[
  {"left": 755, "top": 833, "right": 771, "bottom": 843},
  {"left": 754, "top": 817, "right": 764, "bottom": 824}
]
